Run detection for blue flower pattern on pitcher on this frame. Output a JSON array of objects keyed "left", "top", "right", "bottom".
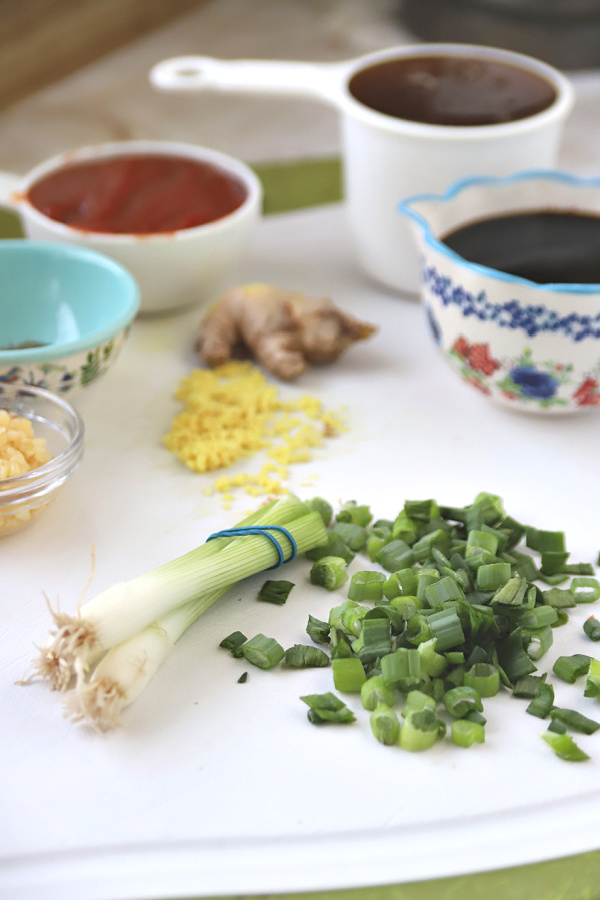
[{"left": 423, "top": 265, "right": 600, "bottom": 341}]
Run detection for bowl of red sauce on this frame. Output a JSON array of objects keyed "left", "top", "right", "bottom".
[{"left": 0, "top": 141, "right": 262, "bottom": 314}]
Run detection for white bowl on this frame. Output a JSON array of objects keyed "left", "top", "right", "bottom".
[
  {"left": 400, "top": 170, "right": 600, "bottom": 415},
  {"left": 0, "top": 140, "right": 262, "bottom": 315}
]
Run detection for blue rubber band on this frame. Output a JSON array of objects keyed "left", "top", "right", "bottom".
[{"left": 206, "top": 525, "right": 298, "bottom": 569}]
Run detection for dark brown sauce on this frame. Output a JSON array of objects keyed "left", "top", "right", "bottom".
[
  {"left": 348, "top": 56, "right": 556, "bottom": 126},
  {"left": 441, "top": 211, "right": 600, "bottom": 283}
]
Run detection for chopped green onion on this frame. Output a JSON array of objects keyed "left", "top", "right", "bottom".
[
  {"left": 283, "top": 644, "right": 330, "bottom": 668},
  {"left": 402, "top": 689, "right": 436, "bottom": 717},
  {"left": 310, "top": 556, "right": 349, "bottom": 591},
  {"left": 384, "top": 568, "right": 419, "bottom": 598},
  {"left": 424, "top": 575, "right": 465, "bottom": 606},
  {"left": 526, "top": 682, "right": 555, "bottom": 719},
  {"left": 366, "top": 527, "right": 392, "bottom": 562},
  {"left": 584, "top": 658, "right": 600, "bottom": 698},
  {"left": 219, "top": 631, "right": 247, "bottom": 651},
  {"left": 306, "top": 497, "right": 333, "bottom": 526},
  {"left": 540, "top": 551, "right": 570, "bottom": 575},
  {"left": 451, "top": 718, "right": 485, "bottom": 747},
  {"left": 332, "top": 657, "right": 367, "bottom": 692},
  {"left": 552, "top": 654, "right": 591, "bottom": 684},
  {"left": 358, "top": 617, "right": 392, "bottom": 665},
  {"left": 257, "top": 579, "right": 294, "bottom": 605},
  {"left": 523, "top": 625, "right": 554, "bottom": 661},
  {"left": 491, "top": 576, "right": 528, "bottom": 607},
  {"left": 417, "top": 639, "right": 448, "bottom": 677},
  {"left": 428, "top": 607, "right": 465, "bottom": 651},
  {"left": 331, "top": 521, "right": 368, "bottom": 551},
  {"left": 443, "top": 685, "right": 483, "bottom": 718},
  {"left": 400, "top": 708, "right": 443, "bottom": 751},
  {"left": 464, "top": 663, "right": 500, "bottom": 697},
  {"left": 301, "top": 692, "right": 356, "bottom": 724},
  {"left": 542, "top": 731, "right": 589, "bottom": 762},
  {"left": 526, "top": 527, "right": 565, "bottom": 553},
  {"left": 348, "top": 570, "right": 386, "bottom": 603},
  {"left": 496, "top": 628, "right": 537, "bottom": 684},
  {"left": 370, "top": 703, "right": 400, "bottom": 745},
  {"left": 571, "top": 577, "right": 600, "bottom": 604},
  {"left": 376, "top": 539, "right": 415, "bottom": 572},
  {"left": 306, "top": 614, "right": 331, "bottom": 645},
  {"left": 467, "top": 530, "right": 499, "bottom": 556},
  {"left": 584, "top": 617, "right": 600, "bottom": 642},
  {"left": 237, "top": 671, "right": 248, "bottom": 683},
  {"left": 305, "top": 532, "right": 355, "bottom": 564},
  {"left": 361, "top": 674, "right": 395, "bottom": 710},
  {"left": 242, "top": 634, "right": 285, "bottom": 670},
  {"left": 548, "top": 717, "right": 568, "bottom": 734},
  {"left": 550, "top": 708, "right": 600, "bottom": 735},
  {"left": 476, "top": 562, "right": 511, "bottom": 591},
  {"left": 542, "top": 587, "right": 577, "bottom": 609},
  {"left": 336, "top": 500, "right": 372, "bottom": 527},
  {"left": 381, "top": 647, "right": 421, "bottom": 689},
  {"left": 512, "top": 674, "right": 546, "bottom": 699}
]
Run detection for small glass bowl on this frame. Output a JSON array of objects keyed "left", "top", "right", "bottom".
[{"left": 0, "top": 383, "right": 84, "bottom": 536}]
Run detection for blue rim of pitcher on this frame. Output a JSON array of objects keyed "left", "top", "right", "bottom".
[{"left": 398, "top": 169, "right": 600, "bottom": 295}]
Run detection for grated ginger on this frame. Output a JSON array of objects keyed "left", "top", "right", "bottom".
[{"left": 164, "top": 361, "right": 345, "bottom": 499}]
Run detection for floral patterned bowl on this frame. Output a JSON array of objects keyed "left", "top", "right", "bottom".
[
  {"left": 400, "top": 171, "right": 600, "bottom": 414},
  {"left": 0, "top": 241, "right": 139, "bottom": 395}
]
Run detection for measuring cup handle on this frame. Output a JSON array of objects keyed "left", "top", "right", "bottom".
[
  {"left": 149, "top": 56, "right": 346, "bottom": 105},
  {"left": 0, "top": 171, "right": 22, "bottom": 210}
]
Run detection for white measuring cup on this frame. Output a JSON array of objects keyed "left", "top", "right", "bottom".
[{"left": 150, "top": 43, "right": 575, "bottom": 297}]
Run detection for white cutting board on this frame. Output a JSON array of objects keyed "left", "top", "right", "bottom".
[{"left": 2, "top": 205, "right": 600, "bottom": 900}]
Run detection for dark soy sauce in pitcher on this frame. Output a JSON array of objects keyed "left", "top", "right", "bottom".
[
  {"left": 441, "top": 211, "right": 600, "bottom": 284},
  {"left": 348, "top": 56, "right": 557, "bottom": 126}
]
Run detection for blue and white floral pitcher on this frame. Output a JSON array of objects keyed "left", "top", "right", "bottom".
[{"left": 400, "top": 171, "right": 600, "bottom": 414}]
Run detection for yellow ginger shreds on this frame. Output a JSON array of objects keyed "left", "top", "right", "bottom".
[{"left": 163, "top": 360, "right": 345, "bottom": 497}]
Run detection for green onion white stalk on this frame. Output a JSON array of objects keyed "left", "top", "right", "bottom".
[{"left": 35, "top": 493, "right": 326, "bottom": 699}]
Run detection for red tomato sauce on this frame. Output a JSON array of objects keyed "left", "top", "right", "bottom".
[{"left": 27, "top": 154, "right": 249, "bottom": 234}]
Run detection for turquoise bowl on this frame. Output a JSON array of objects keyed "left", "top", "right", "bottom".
[{"left": 0, "top": 240, "right": 139, "bottom": 394}]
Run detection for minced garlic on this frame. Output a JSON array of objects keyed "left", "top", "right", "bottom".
[
  {"left": 164, "top": 361, "right": 345, "bottom": 499},
  {"left": 0, "top": 409, "right": 53, "bottom": 534}
]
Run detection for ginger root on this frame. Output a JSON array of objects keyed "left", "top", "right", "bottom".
[{"left": 196, "top": 283, "right": 377, "bottom": 380}]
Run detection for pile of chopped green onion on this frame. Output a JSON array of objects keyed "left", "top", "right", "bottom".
[{"left": 221, "top": 493, "right": 600, "bottom": 761}]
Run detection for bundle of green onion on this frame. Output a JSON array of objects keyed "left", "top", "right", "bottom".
[{"left": 31, "top": 493, "right": 327, "bottom": 730}]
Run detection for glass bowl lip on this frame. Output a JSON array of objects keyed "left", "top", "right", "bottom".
[
  {"left": 0, "top": 239, "right": 140, "bottom": 364},
  {"left": 398, "top": 168, "right": 600, "bottom": 295},
  {"left": 0, "top": 382, "right": 84, "bottom": 501}
]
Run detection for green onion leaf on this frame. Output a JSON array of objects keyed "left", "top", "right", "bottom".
[
  {"left": 257, "top": 579, "right": 294, "bottom": 605},
  {"left": 464, "top": 663, "right": 500, "bottom": 697},
  {"left": 451, "top": 718, "right": 485, "bottom": 747},
  {"left": 283, "top": 644, "right": 330, "bottom": 668},
  {"left": 550, "top": 708, "right": 600, "bottom": 735},
  {"left": 526, "top": 682, "right": 555, "bottom": 719},
  {"left": 443, "top": 685, "right": 483, "bottom": 718},
  {"left": 301, "top": 692, "right": 356, "bottom": 724},
  {"left": 361, "top": 674, "right": 395, "bottom": 710},
  {"left": 584, "top": 617, "right": 600, "bottom": 642},
  {"left": 571, "top": 577, "right": 600, "bottom": 604},
  {"left": 370, "top": 703, "right": 400, "bottom": 745},
  {"left": 241, "top": 634, "right": 285, "bottom": 670},
  {"left": 310, "top": 556, "right": 349, "bottom": 591},
  {"left": 542, "top": 731, "right": 590, "bottom": 762},
  {"left": 552, "top": 654, "right": 591, "bottom": 684},
  {"left": 348, "top": 570, "right": 386, "bottom": 603},
  {"left": 306, "top": 614, "right": 331, "bottom": 645},
  {"left": 332, "top": 657, "right": 367, "bottom": 692},
  {"left": 219, "top": 631, "right": 247, "bottom": 651}
]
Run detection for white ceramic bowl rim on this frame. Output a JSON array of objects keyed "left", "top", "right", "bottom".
[
  {"left": 399, "top": 168, "right": 600, "bottom": 295},
  {"left": 0, "top": 383, "right": 84, "bottom": 505},
  {"left": 15, "top": 139, "right": 263, "bottom": 245},
  {"left": 0, "top": 240, "right": 140, "bottom": 364}
]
